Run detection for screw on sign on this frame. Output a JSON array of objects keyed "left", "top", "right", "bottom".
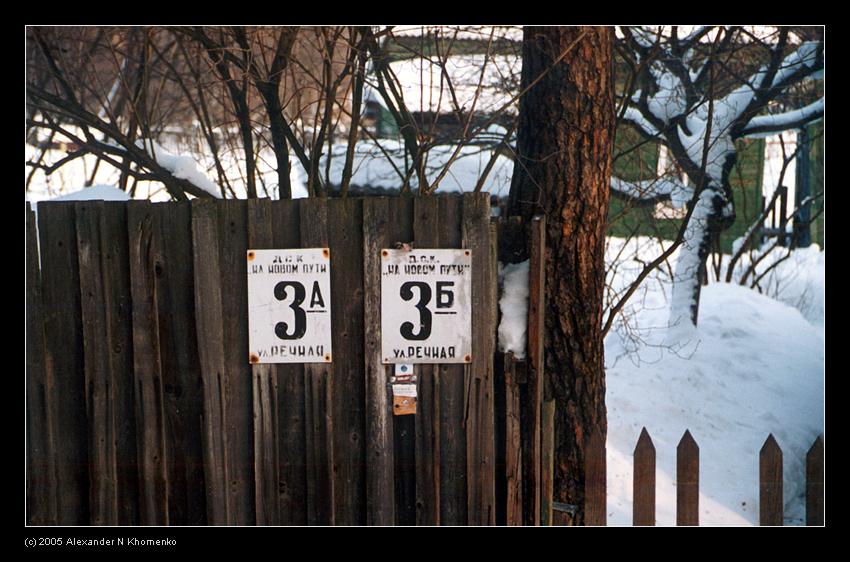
[
  {"left": 246, "top": 248, "right": 333, "bottom": 364},
  {"left": 380, "top": 249, "right": 473, "bottom": 364}
]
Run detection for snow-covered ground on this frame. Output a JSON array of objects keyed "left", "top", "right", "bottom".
[{"left": 603, "top": 237, "right": 824, "bottom": 526}]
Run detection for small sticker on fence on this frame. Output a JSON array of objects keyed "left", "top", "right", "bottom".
[
  {"left": 381, "top": 248, "right": 472, "bottom": 364},
  {"left": 247, "top": 248, "right": 332, "bottom": 364}
]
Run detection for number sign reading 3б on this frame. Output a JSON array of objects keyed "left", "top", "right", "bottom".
[
  {"left": 381, "top": 248, "right": 472, "bottom": 364},
  {"left": 247, "top": 248, "right": 332, "bottom": 364}
]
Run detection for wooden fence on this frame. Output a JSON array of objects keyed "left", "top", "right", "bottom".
[
  {"left": 25, "top": 193, "right": 525, "bottom": 526},
  {"left": 25, "top": 196, "right": 824, "bottom": 526},
  {"left": 546, "top": 425, "right": 824, "bottom": 526}
]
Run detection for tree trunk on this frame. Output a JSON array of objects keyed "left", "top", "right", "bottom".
[{"left": 508, "top": 26, "right": 615, "bottom": 525}]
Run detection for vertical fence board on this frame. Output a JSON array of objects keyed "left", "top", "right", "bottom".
[
  {"left": 191, "top": 199, "right": 231, "bottom": 524},
  {"left": 102, "top": 203, "right": 140, "bottom": 526},
  {"left": 26, "top": 203, "right": 57, "bottom": 525},
  {"left": 462, "top": 192, "right": 496, "bottom": 525},
  {"left": 38, "top": 202, "right": 89, "bottom": 524},
  {"left": 299, "top": 197, "right": 334, "bottom": 525},
  {"left": 272, "top": 199, "right": 307, "bottom": 525},
  {"left": 157, "top": 201, "right": 207, "bottom": 525},
  {"left": 363, "top": 197, "right": 396, "bottom": 526},
  {"left": 387, "top": 197, "right": 417, "bottom": 526},
  {"left": 759, "top": 434, "right": 783, "bottom": 526},
  {"left": 806, "top": 436, "right": 824, "bottom": 526},
  {"left": 131, "top": 201, "right": 206, "bottom": 525},
  {"left": 540, "top": 399, "right": 555, "bottom": 526},
  {"left": 437, "top": 195, "right": 467, "bottom": 526},
  {"left": 76, "top": 201, "right": 115, "bottom": 525},
  {"left": 76, "top": 201, "right": 138, "bottom": 525},
  {"left": 522, "top": 215, "right": 546, "bottom": 526},
  {"left": 328, "top": 197, "right": 366, "bottom": 525},
  {"left": 584, "top": 429, "right": 607, "bottom": 526},
  {"left": 128, "top": 202, "right": 169, "bottom": 524},
  {"left": 504, "top": 354, "right": 523, "bottom": 526},
  {"left": 676, "top": 430, "right": 699, "bottom": 526},
  {"left": 632, "top": 428, "right": 656, "bottom": 526},
  {"left": 247, "top": 199, "right": 280, "bottom": 526},
  {"left": 217, "top": 199, "right": 256, "bottom": 525},
  {"left": 413, "top": 195, "right": 441, "bottom": 526}
]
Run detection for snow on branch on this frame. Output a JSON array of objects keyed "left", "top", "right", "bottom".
[
  {"left": 139, "top": 140, "right": 222, "bottom": 198},
  {"left": 611, "top": 175, "right": 692, "bottom": 207},
  {"left": 622, "top": 106, "right": 660, "bottom": 137},
  {"left": 741, "top": 97, "right": 824, "bottom": 138}
]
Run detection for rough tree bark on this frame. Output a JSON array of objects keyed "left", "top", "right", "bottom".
[{"left": 508, "top": 26, "right": 615, "bottom": 525}]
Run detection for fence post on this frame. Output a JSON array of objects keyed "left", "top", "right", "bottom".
[
  {"left": 540, "top": 399, "right": 555, "bottom": 526},
  {"left": 522, "top": 214, "right": 546, "bottom": 526},
  {"left": 462, "top": 192, "right": 497, "bottom": 525},
  {"left": 633, "top": 428, "right": 656, "bottom": 526},
  {"left": 584, "top": 428, "right": 607, "bottom": 526},
  {"left": 504, "top": 353, "right": 523, "bottom": 526},
  {"left": 806, "top": 436, "right": 824, "bottom": 526},
  {"left": 677, "top": 430, "right": 699, "bottom": 526},
  {"left": 759, "top": 434, "right": 783, "bottom": 526}
]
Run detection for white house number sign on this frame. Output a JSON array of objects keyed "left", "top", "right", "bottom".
[
  {"left": 381, "top": 249, "right": 472, "bottom": 364},
  {"left": 247, "top": 248, "right": 332, "bottom": 364}
]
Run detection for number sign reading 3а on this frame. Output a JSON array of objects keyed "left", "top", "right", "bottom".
[
  {"left": 381, "top": 249, "right": 472, "bottom": 364},
  {"left": 247, "top": 248, "right": 332, "bottom": 364}
]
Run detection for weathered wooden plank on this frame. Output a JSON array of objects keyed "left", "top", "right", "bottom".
[
  {"left": 217, "top": 199, "right": 256, "bottom": 525},
  {"left": 633, "top": 427, "right": 656, "bottom": 526},
  {"left": 128, "top": 201, "right": 169, "bottom": 525},
  {"left": 247, "top": 198, "right": 280, "bottom": 526},
  {"left": 759, "top": 434, "right": 783, "bottom": 526},
  {"left": 156, "top": 201, "right": 207, "bottom": 525},
  {"left": 806, "top": 436, "right": 824, "bottom": 526},
  {"left": 385, "top": 196, "right": 416, "bottom": 526},
  {"left": 540, "top": 399, "right": 555, "bottom": 526},
  {"left": 271, "top": 199, "right": 307, "bottom": 525},
  {"left": 76, "top": 201, "right": 138, "bottom": 525},
  {"left": 504, "top": 354, "right": 523, "bottom": 526},
  {"left": 101, "top": 202, "right": 140, "bottom": 526},
  {"left": 584, "top": 428, "right": 607, "bottom": 526},
  {"left": 676, "top": 430, "right": 699, "bottom": 526},
  {"left": 26, "top": 202, "right": 58, "bottom": 525},
  {"left": 522, "top": 214, "right": 546, "bottom": 526},
  {"left": 327, "top": 197, "right": 366, "bottom": 525},
  {"left": 363, "top": 197, "right": 397, "bottom": 526},
  {"left": 462, "top": 192, "right": 496, "bottom": 525},
  {"left": 437, "top": 194, "right": 467, "bottom": 526},
  {"left": 191, "top": 199, "right": 231, "bottom": 525},
  {"left": 413, "top": 195, "right": 441, "bottom": 526},
  {"left": 38, "top": 202, "right": 89, "bottom": 524},
  {"left": 130, "top": 201, "right": 206, "bottom": 525},
  {"left": 299, "top": 197, "right": 334, "bottom": 525}
]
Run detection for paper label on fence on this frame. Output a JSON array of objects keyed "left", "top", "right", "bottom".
[
  {"left": 247, "top": 248, "right": 332, "bottom": 364},
  {"left": 381, "top": 248, "right": 472, "bottom": 364}
]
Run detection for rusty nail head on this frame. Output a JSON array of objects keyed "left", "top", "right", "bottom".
[
  {"left": 249, "top": 353, "right": 259, "bottom": 364},
  {"left": 322, "top": 248, "right": 330, "bottom": 258},
  {"left": 464, "top": 354, "right": 472, "bottom": 362},
  {"left": 381, "top": 250, "right": 389, "bottom": 257},
  {"left": 464, "top": 250, "right": 470, "bottom": 256},
  {"left": 248, "top": 251, "right": 255, "bottom": 261},
  {"left": 324, "top": 354, "right": 331, "bottom": 362}
]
